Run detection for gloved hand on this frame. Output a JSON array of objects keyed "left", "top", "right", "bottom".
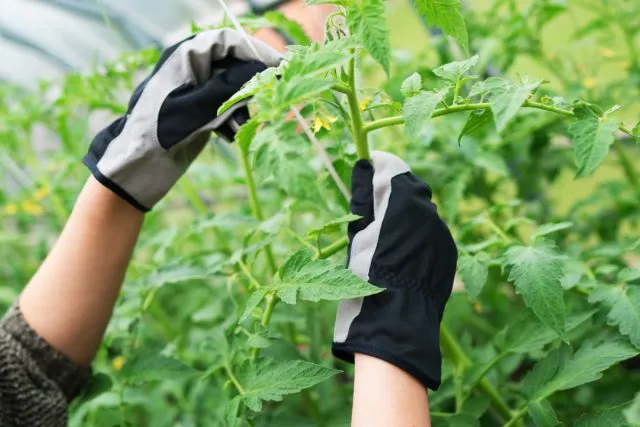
[
  {"left": 332, "top": 151, "right": 458, "bottom": 390},
  {"left": 84, "top": 29, "right": 282, "bottom": 212}
]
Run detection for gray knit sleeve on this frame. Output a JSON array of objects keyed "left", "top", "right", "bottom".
[{"left": 0, "top": 304, "right": 92, "bottom": 427}]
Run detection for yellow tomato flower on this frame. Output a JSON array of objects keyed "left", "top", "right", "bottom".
[
  {"left": 22, "top": 201, "right": 44, "bottom": 216},
  {"left": 601, "top": 48, "right": 615, "bottom": 58},
  {"left": 359, "top": 98, "right": 372, "bottom": 111},
  {"left": 581, "top": 77, "right": 597, "bottom": 89},
  {"left": 2, "top": 204, "right": 18, "bottom": 216},
  {"left": 112, "top": 356, "right": 126, "bottom": 371},
  {"left": 312, "top": 115, "right": 337, "bottom": 133},
  {"left": 33, "top": 186, "right": 50, "bottom": 200}
]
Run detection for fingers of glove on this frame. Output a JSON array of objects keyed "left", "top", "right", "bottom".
[
  {"left": 157, "top": 60, "right": 266, "bottom": 149},
  {"left": 349, "top": 159, "right": 375, "bottom": 237}
]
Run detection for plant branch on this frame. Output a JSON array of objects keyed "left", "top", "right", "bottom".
[
  {"left": 504, "top": 405, "right": 528, "bottom": 427},
  {"left": 361, "top": 101, "right": 633, "bottom": 137},
  {"left": 346, "top": 54, "right": 370, "bottom": 159},
  {"left": 317, "top": 236, "right": 349, "bottom": 259},
  {"left": 332, "top": 82, "right": 353, "bottom": 96},
  {"left": 224, "top": 362, "right": 246, "bottom": 395}
]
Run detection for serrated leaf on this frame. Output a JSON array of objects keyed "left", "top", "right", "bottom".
[
  {"left": 575, "top": 403, "right": 632, "bottom": 427},
  {"left": 522, "top": 344, "right": 564, "bottom": 398},
  {"left": 589, "top": 284, "right": 640, "bottom": 348},
  {"left": 238, "top": 359, "right": 340, "bottom": 411},
  {"left": 307, "top": 214, "right": 362, "bottom": 239},
  {"left": 401, "top": 72, "right": 422, "bottom": 97},
  {"left": 531, "top": 221, "right": 574, "bottom": 240},
  {"left": 526, "top": 340, "right": 638, "bottom": 400},
  {"left": 458, "top": 109, "right": 492, "bottom": 144},
  {"left": 497, "top": 310, "right": 594, "bottom": 355},
  {"left": 433, "top": 55, "right": 479, "bottom": 82},
  {"left": 402, "top": 87, "right": 449, "bottom": 139},
  {"left": 484, "top": 77, "right": 542, "bottom": 132},
  {"left": 276, "top": 77, "right": 335, "bottom": 109},
  {"left": 414, "top": 0, "right": 469, "bottom": 52},
  {"left": 458, "top": 252, "right": 490, "bottom": 299},
  {"left": 240, "top": 288, "right": 269, "bottom": 323},
  {"left": 568, "top": 106, "right": 621, "bottom": 177},
  {"left": 218, "top": 66, "right": 279, "bottom": 115},
  {"left": 347, "top": 0, "right": 391, "bottom": 75},
  {"left": 272, "top": 249, "right": 382, "bottom": 304},
  {"left": 121, "top": 350, "right": 198, "bottom": 383},
  {"left": 504, "top": 239, "right": 567, "bottom": 339},
  {"left": 529, "top": 400, "right": 561, "bottom": 427}
]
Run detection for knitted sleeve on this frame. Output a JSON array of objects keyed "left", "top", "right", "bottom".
[{"left": 0, "top": 304, "right": 91, "bottom": 427}]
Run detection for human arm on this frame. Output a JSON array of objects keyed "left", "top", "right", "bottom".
[{"left": 333, "top": 152, "right": 458, "bottom": 426}]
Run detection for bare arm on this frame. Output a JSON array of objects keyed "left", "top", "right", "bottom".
[
  {"left": 19, "top": 176, "right": 143, "bottom": 366},
  {"left": 352, "top": 354, "right": 431, "bottom": 427}
]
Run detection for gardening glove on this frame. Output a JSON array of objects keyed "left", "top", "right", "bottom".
[
  {"left": 83, "top": 29, "right": 282, "bottom": 212},
  {"left": 332, "top": 151, "right": 458, "bottom": 390}
]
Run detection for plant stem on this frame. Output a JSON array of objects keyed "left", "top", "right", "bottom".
[
  {"left": 332, "top": 82, "right": 353, "bottom": 96},
  {"left": 504, "top": 405, "right": 528, "bottom": 427},
  {"left": 224, "top": 362, "right": 246, "bottom": 395},
  {"left": 238, "top": 260, "right": 261, "bottom": 290},
  {"left": 485, "top": 216, "right": 512, "bottom": 243},
  {"left": 361, "top": 101, "right": 632, "bottom": 136},
  {"left": 239, "top": 147, "right": 278, "bottom": 275},
  {"left": 440, "top": 325, "right": 513, "bottom": 422},
  {"left": 180, "top": 177, "right": 208, "bottom": 215},
  {"left": 613, "top": 142, "right": 640, "bottom": 203},
  {"left": 317, "top": 236, "right": 349, "bottom": 259},
  {"left": 346, "top": 54, "right": 370, "bottom": 160}
]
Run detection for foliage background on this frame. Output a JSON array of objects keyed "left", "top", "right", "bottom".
[{"left": 1, "top": 0, "right": 640, "bottom": 426}]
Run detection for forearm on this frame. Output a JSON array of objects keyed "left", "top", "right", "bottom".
[
  {"left": 352, "top": 353, "right": 431, "bottom": 427},
  {"left": 19, "top": 176, "right": 144, "bottom": 366}
]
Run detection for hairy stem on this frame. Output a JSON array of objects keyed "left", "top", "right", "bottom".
[
  {"left": 346, "top": 54, "right": 370, "bottom": 159},
  {"left": 317, "top": 236, "right": 349, "bottom": 259}
]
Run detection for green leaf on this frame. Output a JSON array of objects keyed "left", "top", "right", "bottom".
[
  {"left": 458, "top": 109, "right": 492, "bottom": 144},
  {"left": 458, "top": 252, "right": 490, "bottom": 300},
  {"left": 625, "top": 392, "right": 640, "bottom": 426},
  {"left": 218, "top": 66, "right": 279, "bottom": 115},
  {"left": 632, "top": 122, "right": 640, "bottom": 141},
  {"left": 575, "top": 403, "right": 632, "bottom": 427},
  {"left": 347, "top": 0, "right": 391, "bottom": 75},
  {"left": 121, "top": 350, "right": 198, "bottom": 383},
  {"left": 226, "top": 396, "right": 242, "bottom": 427},
  {"left": 238, "top": 359, "right": 340, "bottom": 411},
  {"left": 240, "top": 288, "right": 269, "bottom": 323},
  {"left": 496, "top": 310, "right": 595, "bottom": 355},
  {"left": 529, "top": 400, "right": 561, "bottom": 427},
  {"left": 525, "top": 340, "right": 639, "bottom": 400},
  {"left": 402, "top": 87, "right": 449, "bottom": 139},
  {"left": 307, "top": 214, "right": 362, "bottom": 239},
  {"left": 414, "top": 0, "right": 469, "bottom": 52},
  {"left": 401, "top": 72, "right": 423, "bottom": 97},
  {"left": 433, "top": 55, "right": 479, "bottom": 82},
  {"left": 484, "top": 77, "right": 542, "bottom": 132},
  {"left": 568, "top": 106, "right": 621, "bottom": 177},
  {"left": 235, "top": 118, "right": 259, "bottom": 153},
  {"left": 441, "top": 170, "right": 469, "bottom": 223},
  {"left": 503, "top": 239, "right": 567, "bottom": 339},
  {"left": 531, "top": 221, "right": 574, "bottom": 240},
  {"left": 272, "top": 249, "right": 383, "bottom": 304},
  {"left": 589, "top": 284, "right": 640, "bottom": 348},
  {"left": 618, "top": 268, "right": 640, "bottom": 283},
  {"left": 146, "top": 264, "right": 211, "bottom": 288},
  {"left": 263, "top": 11, "right": 310, "bottom": 45}
]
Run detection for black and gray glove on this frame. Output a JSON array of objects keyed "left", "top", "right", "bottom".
[
  {"left": 84, "top": 29, "right": 282, "bottom": 212},
  {"left": 332, "top": 151, "right": 458, "bottom": 390}
]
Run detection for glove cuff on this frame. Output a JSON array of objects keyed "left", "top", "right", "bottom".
[
  {"left": 83, "top": 155, "right": 151, "bottom": 213},
  {"left": 332, "top": 342, "right": 441, "bottom": 390}
]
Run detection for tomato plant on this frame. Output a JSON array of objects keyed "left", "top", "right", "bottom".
[{"left": 1, "top": 0, "right": 640, "bottom": 426}]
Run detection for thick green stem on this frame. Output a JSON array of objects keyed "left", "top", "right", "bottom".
[
  {"left": 346, "top": 55, "right": 370, "bottom": 160},
  {"left": 239, "top": 147, "right": 278, "bottom": 275},
  {"left": 440, "top": 325, "right": 513, "bottom": 422},
  {"left": 504, "top": 405, "right": 528, "bottom": 427},
  {"left": 362, "top": 101, "right": 632, "bottom": 137},
  {"left": 613, "top": 143, "right": 640, "bottom": 203}
]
